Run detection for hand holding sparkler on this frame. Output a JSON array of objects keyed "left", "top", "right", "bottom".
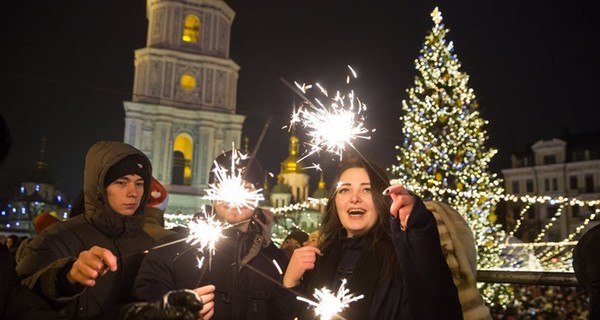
[
  {"left": 384, "top": 184, "right": 415, "bottom": 230},
  {"left": 282, "top": 245, "right": 322, "bottom": 288},
  {"left": 67, "top": 245, "right": 117, "bottom": 287}
]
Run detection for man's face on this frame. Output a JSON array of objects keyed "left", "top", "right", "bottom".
[
  {"left": 106, "top": 174, "right": 145, "bottom": 216},
  {"left": 213, "top": 181, "right": 256, "bottom": 225}
]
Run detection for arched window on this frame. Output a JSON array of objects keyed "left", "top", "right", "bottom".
[
  {"left": 172, "top": 134, "right": 193, "bottom": 185},
  {"left": 182, "top": 15, "right": 200, "bottom": 43}
]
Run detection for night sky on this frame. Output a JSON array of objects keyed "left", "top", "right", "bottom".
[{"left": 1, "top": 0, "right": 598, "bottom": 199}]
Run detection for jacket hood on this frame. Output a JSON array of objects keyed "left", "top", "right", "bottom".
[{"left": 83, "top": 141, "right": 152, "bottom": 237}]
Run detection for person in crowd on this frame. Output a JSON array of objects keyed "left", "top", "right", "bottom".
[
  {"left": 134, "top": 149, "right": 288, "bottom": 319},
  {"left": 573, "top": 223, "right": 600, "bottom": 319},
  {"left": 143, "top": 176, "right": 174, "bottom": 240},
  {"left": 15, "top": 211, "right": 61, "bottom": 264},
  {"left": 280, "top": 230, "right": 309, "bottom": 258},
  {"left": 15, "top": 140, "right": 213, "bottom": 319},
  {"left": 4, "top": 234, "right": 20, "bottom": 262},
  {"left": 277, "top": 155, "right": 463, "bottom": 319},
  {"left": 1, "top": 240, "right": 68, "bottom": 319}
]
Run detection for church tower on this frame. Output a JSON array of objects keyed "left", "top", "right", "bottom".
[
  {"left": 123, "top": 0, "right": 244, "bottom": 214},
  {"left": 279, "top": 134, "right": 310, "bottom": 203}
]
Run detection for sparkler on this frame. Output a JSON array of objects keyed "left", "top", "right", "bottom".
[
  {"left": 297, "top": 279, "right": 364, "bottom": 320},
  {"left": 186, "top": 210, "right": 226, "bottom": 259},
  {"left": 285, "top": 65, "right": 373, "bottom": 162},
  {"left": 204, "top": 148, "right": 265, "bottom": 213},
  {"left": 186, "top": 210, "right": 223, "bottom": 286}
]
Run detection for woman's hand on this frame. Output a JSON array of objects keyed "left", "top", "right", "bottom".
[
  {"left": 282, "top": 246, "right": 321, "bottom": 288},
  {"left": 384, "top": 184, "right": 415, "bottom": 230}
]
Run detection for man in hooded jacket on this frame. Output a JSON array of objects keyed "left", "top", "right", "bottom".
[
  {"left": 15, "top": 140, "right": 203, "bottom": 319},
  {"left": 134, "top": 149, "right": 288, "bottom": 319}
]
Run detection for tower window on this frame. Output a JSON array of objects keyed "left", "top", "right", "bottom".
[
  {"left": 526, "top": 179, "right": 534, "bottom": 193},
  {"left": 182, "top": 15, "right": 200, "bottom": 43},
  {"left": 511, "top": 181, "right": 520, "bottom": 194},
  {"left": 569, "top": 176, "right": 578, "bottom": 190},
  {"left": 172, "top": 134, "right": 193, "bottom": 186},
  {"left": 543, "top": 154, "right": 556, "bottom": 165},
  {"left": 180, "top": 74, "right": 196, "bottom": 91}
]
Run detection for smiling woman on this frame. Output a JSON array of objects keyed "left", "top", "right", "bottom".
[
  {"left": 276, "top": 154, "right": 463, "bottom": 320},
  {"left": 334, "top": 167, "right": 379, "bottom": 237}
]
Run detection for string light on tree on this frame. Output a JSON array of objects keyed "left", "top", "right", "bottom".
[{"left": 389, "top": 6, "right": 510, "bottom": 307}]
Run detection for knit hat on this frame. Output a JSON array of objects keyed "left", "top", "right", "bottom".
[
  {"left": 34, "top": 211, "right": 59, "bottom": 234},
  {"left": 285, "top": 230, "right": 309, "bottom": 244},
  {"left": 147, "top": 177, "right": 169, "bottom": 212},
  {"left": 104, "top": 154, "right": 151, "bottom": 187},
  {"left": 209, "top": 150, "right": 264, "bottom": 189}
]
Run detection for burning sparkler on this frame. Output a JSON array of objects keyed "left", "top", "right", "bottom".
[
  {"left": 204, "top": 148, "right": 265, "bottom": 213},
  {"left": 286, "top": 65, "right": 373, "bottom": 161},
  {"left": 297, "top": 279, "right": 364, "bottom": 320},
  {"left": 186, "top": 209, "right": 225, "bottom": 258}
]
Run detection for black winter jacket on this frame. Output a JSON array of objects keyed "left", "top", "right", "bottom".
[
  {"left": 134, "top": 219, "right": 289, "bottom": 320},
  {"left": 16, "top": 141, "right": 157, "bottom": 319},
  {"left": 276, "top": 197, "right": 463, "bottom": 320},
  {"left": 1, "top": 245, "right": 68, "bottom": 320}
]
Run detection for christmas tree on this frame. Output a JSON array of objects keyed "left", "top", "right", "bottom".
[{"left": 389, "top": 7, "right": 510, "bottom": 307}]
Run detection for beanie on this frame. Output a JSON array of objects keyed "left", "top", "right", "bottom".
[
  {"left": 209, "top": 150, "right": 264, "bottom": 189},
  {"left": 104, "top": 155, "right": 151, "bottom": 187},
  {"left": 285, "top": 230, "right": 309, "bottom": 244},
  {"left": 147, "top": 177, "right": 169, "bottom": 212}
]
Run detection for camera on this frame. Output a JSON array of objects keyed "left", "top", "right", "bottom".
[{"left": 253, "top": 207, "right": 266, "bottom": 224}]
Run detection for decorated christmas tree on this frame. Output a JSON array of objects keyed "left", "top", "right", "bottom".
[{"left": 389, "top": 7, "right": 511, "bottom": 307}]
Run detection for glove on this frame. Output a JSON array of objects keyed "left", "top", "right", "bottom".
[
  {"left": 253, "top": 208, "right": 273, "bottom": 247},
  {"left": 122, "top": 289, "right": 203, "bottom": 320}
]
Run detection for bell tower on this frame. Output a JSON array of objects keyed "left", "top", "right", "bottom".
[{"left": 123, "top": 0, "right": 244, "bottom": 213}]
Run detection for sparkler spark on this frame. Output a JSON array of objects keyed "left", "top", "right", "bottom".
[
  {"left": 297, "top": 279, "right": 364, "bottom": 320},
  {"left": 204, "top": 148, "right": 265, "bottom": 213},
  {"left": 287, "top": 65, "right": 372, "bottom": 161},
  {"left": 186, "top": 211, "right": 225, "bottom": 258}
]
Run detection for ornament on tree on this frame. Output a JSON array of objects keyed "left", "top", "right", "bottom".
[{"left": 392, "top": 5, "right": 509, "bottom": 308}]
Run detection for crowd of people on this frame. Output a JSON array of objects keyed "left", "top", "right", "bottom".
[
  {"left": 1, "top": 139, "right": 598, "bottom": 319},
  {"left": 490, "top": 285, "right": 590, "bottom": 320}
]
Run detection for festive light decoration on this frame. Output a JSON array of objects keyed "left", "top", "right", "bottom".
[
  {"left": 204, "top": 147, "right": 265, "bottom": 213},
  {"left": 388, "top": 6, "right": 510, "bottom": 307},
  {"left": 297, "top": 279, "right": 364, "bottom": 320},
  {"left": 287, "top": 65, "right": 372, "bottom": 161}
]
